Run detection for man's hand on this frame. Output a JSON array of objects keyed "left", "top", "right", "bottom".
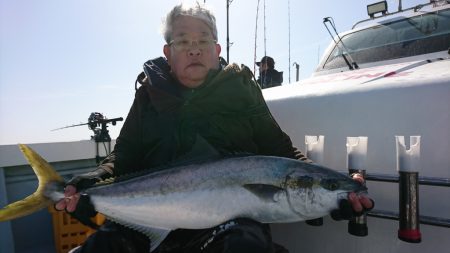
[
  {"left": 331, "top": 173, "right": 374, "bottom": 221},
  {"left": 348, "top": 192, "right": 373, "bottom": 213},
  {"left": 55, "top": 185, "right": 80, "bottom": 212},
  {"left": 55, "top": 166, "right": 112, "bottom": 212},
  {"left": 53, "top": 166, "right": 112, "bottom": 227},
  {"left": 54, "top": 184, "right": 98, "bottom": 228},
  {"left": 348, "top": 173, "right": 373, "bottom": 213}
]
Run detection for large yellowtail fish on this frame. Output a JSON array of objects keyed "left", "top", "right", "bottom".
[{"left": 0, "top": 144, "right": 366, "bottom": 251}]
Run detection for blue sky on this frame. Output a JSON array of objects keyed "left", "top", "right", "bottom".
[{"left": 0, "top": 0, "right": 424, "bottom": 144}]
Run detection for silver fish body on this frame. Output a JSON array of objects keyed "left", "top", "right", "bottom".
[{"left": 77, "top": 155, "right": 364, "bottom": 232}]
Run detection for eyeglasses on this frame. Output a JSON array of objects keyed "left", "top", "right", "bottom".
[{"left": 168, "top": 38, "right": 217, "bottom": 51}]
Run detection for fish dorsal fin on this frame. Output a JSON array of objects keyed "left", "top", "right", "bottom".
[
  {"left": 243, "top": 184, "right": 285, "bottom": 203},
  {"left": 94, "top": 135, "right": 222, "bottom": 185},
  {"left": 105, "top": 215, "right": 170, "bottom": 252},
  {"left": 171, "top": 134, "right": 221, "bottom": 165},
  {"left": 171, "top": 135, "right": 256, "bottom": 164}
]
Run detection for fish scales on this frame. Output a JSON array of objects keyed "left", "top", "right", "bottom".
[
  {"left": 85, "top": 156, "right": 356, "bottom": 229},
  {"left": 89, "top": 156, "right": 291, "bottom": 229}
]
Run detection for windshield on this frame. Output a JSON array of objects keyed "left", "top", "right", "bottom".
[{"left": 317, "top": 8, "right": 450, "bottom": 72}]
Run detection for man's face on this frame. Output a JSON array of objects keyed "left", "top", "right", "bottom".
[
  {"left": 163, "top": 16, "right": 221, "bottom": 88},
  {"left": 259, "top": 62, "right": 268, "bottom": 74}
]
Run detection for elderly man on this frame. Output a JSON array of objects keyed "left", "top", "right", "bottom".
[{"left": 56, "top": 3, "right": 373, "bottom": 253}]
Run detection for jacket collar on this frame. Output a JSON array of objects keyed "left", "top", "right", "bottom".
[{"left": 141, "top": 57, "right": 223, "bottom": 113}]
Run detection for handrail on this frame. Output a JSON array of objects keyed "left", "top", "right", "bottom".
[
  {"left": 362, "top": 172, "right": 450, "bottom": 228},
  {"left": 368, "top": 209, "right": 450, "bottom": 228},
  {"left": 365, "top": 172, "right": 450, "bottom": 187},
  {"left": 352, "top": 2, "right": 434, "bottom": 29}
]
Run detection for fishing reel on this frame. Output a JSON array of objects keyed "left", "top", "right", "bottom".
[
  {"left": 87, "top": 112, "right": 123, "bottom": 142},
  {"left": 88, "top": 112, "right": 107, "bottom": 131},
  {"left": 85, "top": 112, "right": 123, "bottom": 164}
]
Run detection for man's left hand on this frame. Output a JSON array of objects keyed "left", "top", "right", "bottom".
[
  {"left": 331, "top": 174, "right": 374, "bottom": 221},
  {"left": 348, "top": 173, "right": 374, "bottom": 213},
  {"left": 348, "top": 192, "right": 374, "bottom": 213}
]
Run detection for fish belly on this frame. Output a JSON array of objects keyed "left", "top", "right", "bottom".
[{"left": 91, "top": 184, "right": 299, "bottom": 230}]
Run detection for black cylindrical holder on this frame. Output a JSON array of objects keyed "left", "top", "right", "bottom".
[
  {"left": 348, "top": 169, "right": 368, "bottom": 237},
  {"left": 398, "top": 171, "right": 421, "bottom": 243}
]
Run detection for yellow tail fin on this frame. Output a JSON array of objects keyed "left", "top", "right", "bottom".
[{"left": 0, "top": 144, "right": 64, "bottom": 222}]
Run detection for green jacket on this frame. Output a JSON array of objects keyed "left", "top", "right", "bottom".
[{"left": 103, "top": 57, "right": 306, "bottom": 176}]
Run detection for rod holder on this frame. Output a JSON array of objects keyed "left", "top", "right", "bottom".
[
  {"left": 305, "top": 135, "right": 325, "bottom": 226},
  {"left": 305, "top": 135, "right": 324, "bottom": 164},
  {"left": 348, "top": 169, "right": 368, "bottom": 236},
  {"left": 396, "top": 136, "right": 421, "bottom": 243},
  {"left": 346, "top": 137, "right": 369, "bottom": 236}
]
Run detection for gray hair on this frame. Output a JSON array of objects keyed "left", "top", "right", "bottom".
[{"left": 162, "top": 2, "right": 218, "bottom": 43}]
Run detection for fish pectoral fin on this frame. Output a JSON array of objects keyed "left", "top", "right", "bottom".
[
  {"left": 145, "top": 227, "right": 171, "bottom": 252},
  {"left": 243, "top": 184, "right": 284, "bottom": 202},
  {"left": 106, "top": 216, "right": 171, "bottom": 252}
]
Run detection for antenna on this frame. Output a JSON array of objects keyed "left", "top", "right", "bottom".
[
  {"left": 288, "top": 0, "right": 291, "bottom": 83},
  {"left": 253, "top": 0, "right": 261, "bottom": 74},
  {"left": 52, "top": 112, "right": 123, "bottom": 164},
  {"left": 226, "top": 0, "right": 234, "bottom": 63}
]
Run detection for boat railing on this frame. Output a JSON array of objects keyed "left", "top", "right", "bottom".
[
  {"left": 362, "top": 172, "right": 450, "bottom": 228},
  {"left": 352, "top": 1, "right": 436, "bottom": 29}
]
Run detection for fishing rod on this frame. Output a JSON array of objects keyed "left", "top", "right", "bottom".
[{"left": 52, "top": 112, "right": 123, "bottom": 164}]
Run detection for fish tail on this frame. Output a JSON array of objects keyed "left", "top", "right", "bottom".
[{"left": 0, "top": 144, "right": 64, "bottom": 222}]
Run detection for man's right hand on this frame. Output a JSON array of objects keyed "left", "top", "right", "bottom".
[
  {"left": 53, "top": 166, "right": 112, "bottom": 227},
  {"left": 54, "top": 166, "right": 112, "bottom": 212}
]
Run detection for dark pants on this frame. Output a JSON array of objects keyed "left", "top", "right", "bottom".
[{"left": 72, "top": 219, "right": 288, "bottom": 253}]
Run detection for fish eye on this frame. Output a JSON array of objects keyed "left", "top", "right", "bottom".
[
  {"left": 330, "top": 182, "right": 339, "bottom": 191},
  {"left": 321, "top": 179, "right": 340, "bottom": 191}
]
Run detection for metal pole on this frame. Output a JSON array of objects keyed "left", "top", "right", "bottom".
[
  {"left": 363, "top": 172, "right": 450, "bottom": 228},
  {"left": 346, "top": 137, "right": 368, "bottom": 236},
  {"left": 368, "top": 209, "right": 450, "bottom": 228},
  {"left": 398, "top": 172, "right": 421, "bottom": 243},
  {"left": 348, "top": 169, "right": 368, "bottom": 236},
  {"left": 293, "top": 62, "right": 299, "bottom": 81},
  {"left": 288, "top": 0, "right": 291, "bottom": 83},
  {"left": 364, "top": 173, "right": 450, "bottom": 187},
  {"left": 226, "top": 0, "right": 230, "bottom": 63}
]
